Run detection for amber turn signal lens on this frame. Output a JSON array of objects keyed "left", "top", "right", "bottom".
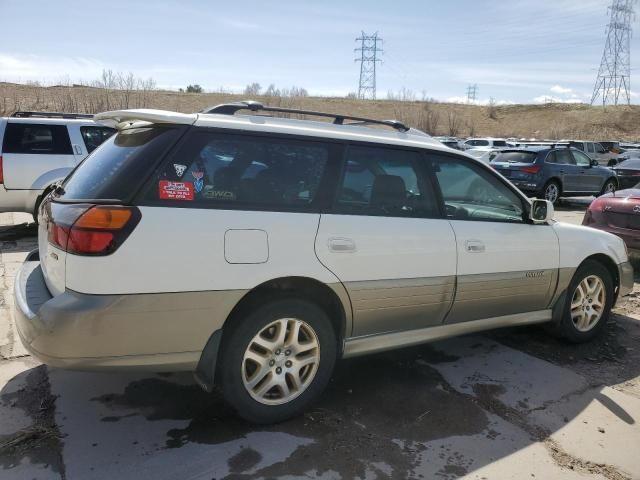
[{"left": 73, "top": 207, "right": 133, "bottom": 230}]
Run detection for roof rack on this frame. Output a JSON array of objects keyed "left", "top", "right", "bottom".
[
  {"left": 201, "top": 100, "right": 410, "bottom": 132},
  {"left": 11, "top": 111, "right": 94, "bottom": 119}
]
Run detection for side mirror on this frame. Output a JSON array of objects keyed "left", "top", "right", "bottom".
[
  {"left": 530, "top": 199, "right": 554, "bottom": 224},
  {"left": 591, "top": 159, "right": 599, "bottom": 167}
]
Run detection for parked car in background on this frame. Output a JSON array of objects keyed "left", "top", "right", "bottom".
[
  {"left": 462, "top": 137, "right": 510, "bottom": 150},
  {"left": 0, "top": 111, "right": 115, "bottom": 219},
  {"left": 465, "top": 148, "right": 501, "bottom": 164},
  {"left": 491, "top": 147, "right": 618, "bottom": 205},
  {"left": 434, "top": 136, "right": 463, "bottom": 150},
  {"left": 598, "top": 141, "right": 622, "bottom": 154},
  {"left": 611, "top": 158, "right": 640, "bottom": 190},
  {"left": 583, "top": 187, "right": 640, "bottom": 254},
  {"left": 568, "top": 140, "right": 621, "bottom": 166},
  {"left": 14, "top": 102, "right": 633, "bottom": 423}
]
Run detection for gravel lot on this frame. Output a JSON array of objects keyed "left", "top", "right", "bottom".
[{"left": 2, "top": 201, "right": 640, "bottom": 480}]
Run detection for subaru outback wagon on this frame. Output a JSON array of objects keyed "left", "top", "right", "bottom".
[{"left": 14, "top": 102, "right": 634, "bottom": 423}]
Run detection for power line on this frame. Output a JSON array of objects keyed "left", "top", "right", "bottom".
[
  {"left": 591, "top": 0, "right": 636, "bottom": 106},
  {"left": 466, "top": 84, "right": 478, "bottom": 103},
  {"left": 355, "top": 31, "right": 383, "bottom": 100}
]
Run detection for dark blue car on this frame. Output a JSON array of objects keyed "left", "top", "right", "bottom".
[{"left": 490, "top": 147, "right": 618, "bottom": 204}]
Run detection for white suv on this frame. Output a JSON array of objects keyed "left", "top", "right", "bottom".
[
  {"left": 14, "top": 102, "right": 634, "bottom": 423},
  {"left": 0, "top": 111, "right": 115, "bottom": 218}
]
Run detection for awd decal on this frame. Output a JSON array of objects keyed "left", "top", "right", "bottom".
[
  {"left": 159, "top": 180, "right": 194, "bottom": 201},
  {"left": 203, "top": 185, "right": 236, "bottom": 200},
  {"left": 173, "top": 164, "right": 187, "bottom": 178},
  {"left": 192, "top": 171, "right": 205, "bottom": 193}
]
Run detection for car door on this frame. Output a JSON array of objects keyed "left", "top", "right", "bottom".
[
  {"left": 1, "top": 122, "right": 77, "bottom": 189},
  {"left": 430, "top": 155, "right": 560, "bottom": 323},
  {"left": 571, "top": 149, "right": 604, "bottom": 193},
  {"left": 315, "top": 145, "right": 457, "bottom": 338}
]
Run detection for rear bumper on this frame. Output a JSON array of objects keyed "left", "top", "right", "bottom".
[
  {"left": 0, "top": 187, "right": 39, "bottom": 213},
  {"left": 14, "top": 260, "right": 244, "bottom": 371}
]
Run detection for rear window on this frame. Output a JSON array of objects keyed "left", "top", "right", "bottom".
[
  {"left": 493, "top": 151, "right": 538, "bottom": 163},
  {"left": 2, "top": 123, "right": 72, "bottom": 154},
  {"left": 145, "top": 130, "right": 329, "bottom": 211},
  {"left": 60, "top": 126, "right": 185, "bottom": 201}
]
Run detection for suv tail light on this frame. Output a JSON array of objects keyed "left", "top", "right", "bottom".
[
  {"left": 519, "top": 165, "right": 541, "bottom": 175},
  {"left": 46, "top": 202, "right": 140, "bottom": 255}
]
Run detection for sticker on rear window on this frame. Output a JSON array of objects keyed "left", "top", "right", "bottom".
[
  {"left": 173, "top": 164, "right": 187, "bottom": 177},
  {"left": 192, "top": 171, "right": 205, "bottom": 193},
  {"left": 159, "top": 181, "right": 194, "bottom": 200}
]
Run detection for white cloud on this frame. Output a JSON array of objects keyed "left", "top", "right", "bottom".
[
  {"left": 446, "top": 96, "right": 513, "bottom": 106},
  {"left": 550, "top": 85, "right": 573, "bottom": 94},
  {"left": 0, "top": 52, "right": 105, "bottom": 84},
  {"left": 532, "top": 95, "right": 583, "bottom": 104}
]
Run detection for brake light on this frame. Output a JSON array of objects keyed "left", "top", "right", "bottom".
[
  {"left": 519, "top": 165, "right": 541, "bottom": 174},
  {"left": 0, "top": 156, "right": 3, "bottom": 184},
  {"left": 47, "top": 204, "right": 140, "bottom": 255}
]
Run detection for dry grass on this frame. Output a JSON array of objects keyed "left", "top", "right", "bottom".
[{"left": 2, "top": 82, "right": 640, "bottom": 140}]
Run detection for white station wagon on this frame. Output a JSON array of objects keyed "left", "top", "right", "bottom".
[{"left": 14, "top": 102, "right": 634, "bottom": 423}]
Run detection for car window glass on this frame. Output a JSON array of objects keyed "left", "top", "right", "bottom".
[
  {"left": 433, "top": 157, "right": 524, "bottom": 222},
  {"left": 594, "top": 143, "right": 605, "bottom": 154},
  {"left": 467, "top": 139, "right": 489, "bottom": 147},
  {"left": 551, "top": 150, "right": 575, "bottom": 165},
  {"left": 572, "top": 150, "right": 592, "bottom": 167},
  {"left": 335, "top": 146, "right": 437, "bottom": 217},
  {"left": 149, "top": 131, "right": 328, "bottom": 210},
  {"left": 2, "top": 123, "right": 72, "bottom": 155},
  {"left": 495, "top": 151, "right": 537, "bottom": 163},
  {"left": 587, "top": 143, "right": 595, "bottom": 153},
  {"left": 80, "top": 126, "right": 116, "bottom": 153},
  {"left": 493, "top": 140, "right": 507, "bottom": 147}
]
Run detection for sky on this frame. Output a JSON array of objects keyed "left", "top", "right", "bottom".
[{"left": 0, "top": 0, "right": 637, "bottom": 104}]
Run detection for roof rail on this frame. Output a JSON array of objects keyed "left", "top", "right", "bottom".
[
  {"left": 201, "top": 100, "right": 410, "bottom": 132},
  {"left": 11, "top": 111, "right": 94, "bottom": 119}
]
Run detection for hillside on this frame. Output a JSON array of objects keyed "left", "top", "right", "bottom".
[{"left": 2, "top": 82, "right": 640, "bottom": 141}]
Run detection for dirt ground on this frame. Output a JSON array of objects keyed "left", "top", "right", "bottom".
[{"left": 2, "top": 201, "right": 640, "bottom": 480}]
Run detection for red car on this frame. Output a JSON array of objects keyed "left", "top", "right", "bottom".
[{"left": 583, "top": 187, "right": 640, "bottom": 253}]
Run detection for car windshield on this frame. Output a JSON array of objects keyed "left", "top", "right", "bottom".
[
  {"left": 493, "top": 151, "right": 538, "bottom": 163},
  {"left": 60, "top": 126, "right": 185, "bottom": 201}
]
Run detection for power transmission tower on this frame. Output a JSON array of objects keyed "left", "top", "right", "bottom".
[
  {"left": 466, "top": 84, "right": 478, "bottom": 103},
  {"left": 591, "top": 0, "right": 636, "bottom": 106},
  {"left": 355, "top": 32, "right": 383, "bottom": 100}
]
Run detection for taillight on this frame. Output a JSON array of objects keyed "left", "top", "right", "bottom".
[
  {"left": 47, "top": 204, "right": 140, "bottom": 256},
  {"left": 519, "top": 165, "right": 541, "bottom": 174},
  {"left": 0, "top": 155, "right": 3, "bottom": 184}
]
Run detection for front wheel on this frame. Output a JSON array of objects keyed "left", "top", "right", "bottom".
[
  {"left": 219, "top": 298, "right": 337, "bottom": 424},
  {"left": 551, "top": 260, "right": 614, "bottom": 343},
  {"left": 599, "top": 179, "right": 617, "bottom": 196}
]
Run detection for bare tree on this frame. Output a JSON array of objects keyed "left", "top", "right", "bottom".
[
  {"left": 264, "top": 84, "right": 280, "bottom": 97},
  {"left": 244, "top": 82, "right": 262, "bottom": 96},
  {"left": 447, "top": 111, "right": 462, "bottom": 136},
  {"left": 118, "top": 72, "right": 136, "bottom": 109}
]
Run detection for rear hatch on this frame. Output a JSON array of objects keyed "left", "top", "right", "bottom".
[
  {"left": 490, "top": 150, "right": 540, "bottom": 180},
  {"left": 38, "top": 124, "right": 187, "bottom": 295}
]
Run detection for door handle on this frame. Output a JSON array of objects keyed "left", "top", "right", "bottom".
[
  {"left": 465, "top": 240, "right": 485, "bottom": 253},
  {"left": 328, "top": 237, "right": 356, "bottom": 253}
]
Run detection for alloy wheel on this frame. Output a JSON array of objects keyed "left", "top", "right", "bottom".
[
  {"left": 545, "top": 183, "right": 559, "bottom": 203},
  {"left": 605, "top": 181, "right": 616, "bottom": 193},
  {"left": 570, "top": 275, "right": 606, "bottom": 332},
  {"left": 241, "top": 318, "right": 320, "bottom": 406}
]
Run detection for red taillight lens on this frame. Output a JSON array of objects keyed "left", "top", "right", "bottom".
[
  {"left": 0, "top": 155, "right": 3, "bottom": 184},
  {"left": 519, "top": 165, "right": 541, "bottom": 174},
  {"left": 47, "top": 204, "right": 140, "bottom": 256}
]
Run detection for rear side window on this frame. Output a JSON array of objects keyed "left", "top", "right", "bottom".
[
  {"left": 334, "top": 146, "right": 437, "bottom": 218},
  {"left": 546, "top": 150, "right": 575, "bottom": 165},
  {"left": 61, "top": 126, "right": 185, "bottom": 201},
  {"left": 2, "top": 123, "right": 72, "bottom": 154},
  {"left": 492, "top": 140, "right": 507, "bottom": 147},
  {"left": 493, "top": 151, "right": 538, "bottom": 163},
  {"left": 80, "top": 126, "right": 116, "bottom": 153},
  {"left": 147, "top": 130, "right": 328, "bottom": 211}
]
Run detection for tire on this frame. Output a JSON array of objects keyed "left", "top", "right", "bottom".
[
  {"left": 219, "top": 298, "right": 337, "bottom": 424},
  {"left": 599, "top": 178, "right": 617, "bottom": 196},
  {"left": 551, "top": 260, "right": 614, "bottom": 343},
  {"left": 540, "top": 180, "right": 561, "bottom": 205}
]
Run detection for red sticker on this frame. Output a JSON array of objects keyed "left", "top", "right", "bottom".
[{"left": 159, "top": 180, "right": 194, "bottom": 201}]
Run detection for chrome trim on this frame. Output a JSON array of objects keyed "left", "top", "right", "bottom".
[{"left": 343, "top": 310, "right": 552, "bottom": 358}]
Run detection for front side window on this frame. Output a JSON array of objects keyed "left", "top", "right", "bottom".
[
  {"left": 148, "top": 130, "right": 328, "bottom": 211},
  {"left": 594, "top": 143, "right": 606, "bottom": 154},
  {"left": 2, "top": 123, "right": 72, "bottom": 155},
  {"left": 335, "top": 146, "right": 437, "bottom": 217},
  {"left": 81, "top": 126, "right": 116, "bottom": 153},
  {"left": 573, "top": 150, "right": 592, "bottom": 167},
  {"left": 433, "top": 157, "right": 525, "bottom": 222}
]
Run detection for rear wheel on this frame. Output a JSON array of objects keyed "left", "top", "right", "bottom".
[
  {"left": 541, "top": 180, "right": 561, "bottom": 205},
  {"left": 550, "top": 260, "right": 614, "bottom": 343},
  {"left": 219, "top": 298, "right": 337, "bottom": 424},
  {"left": 600, "top": 178, "right": 617, "bottom": 196}
]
